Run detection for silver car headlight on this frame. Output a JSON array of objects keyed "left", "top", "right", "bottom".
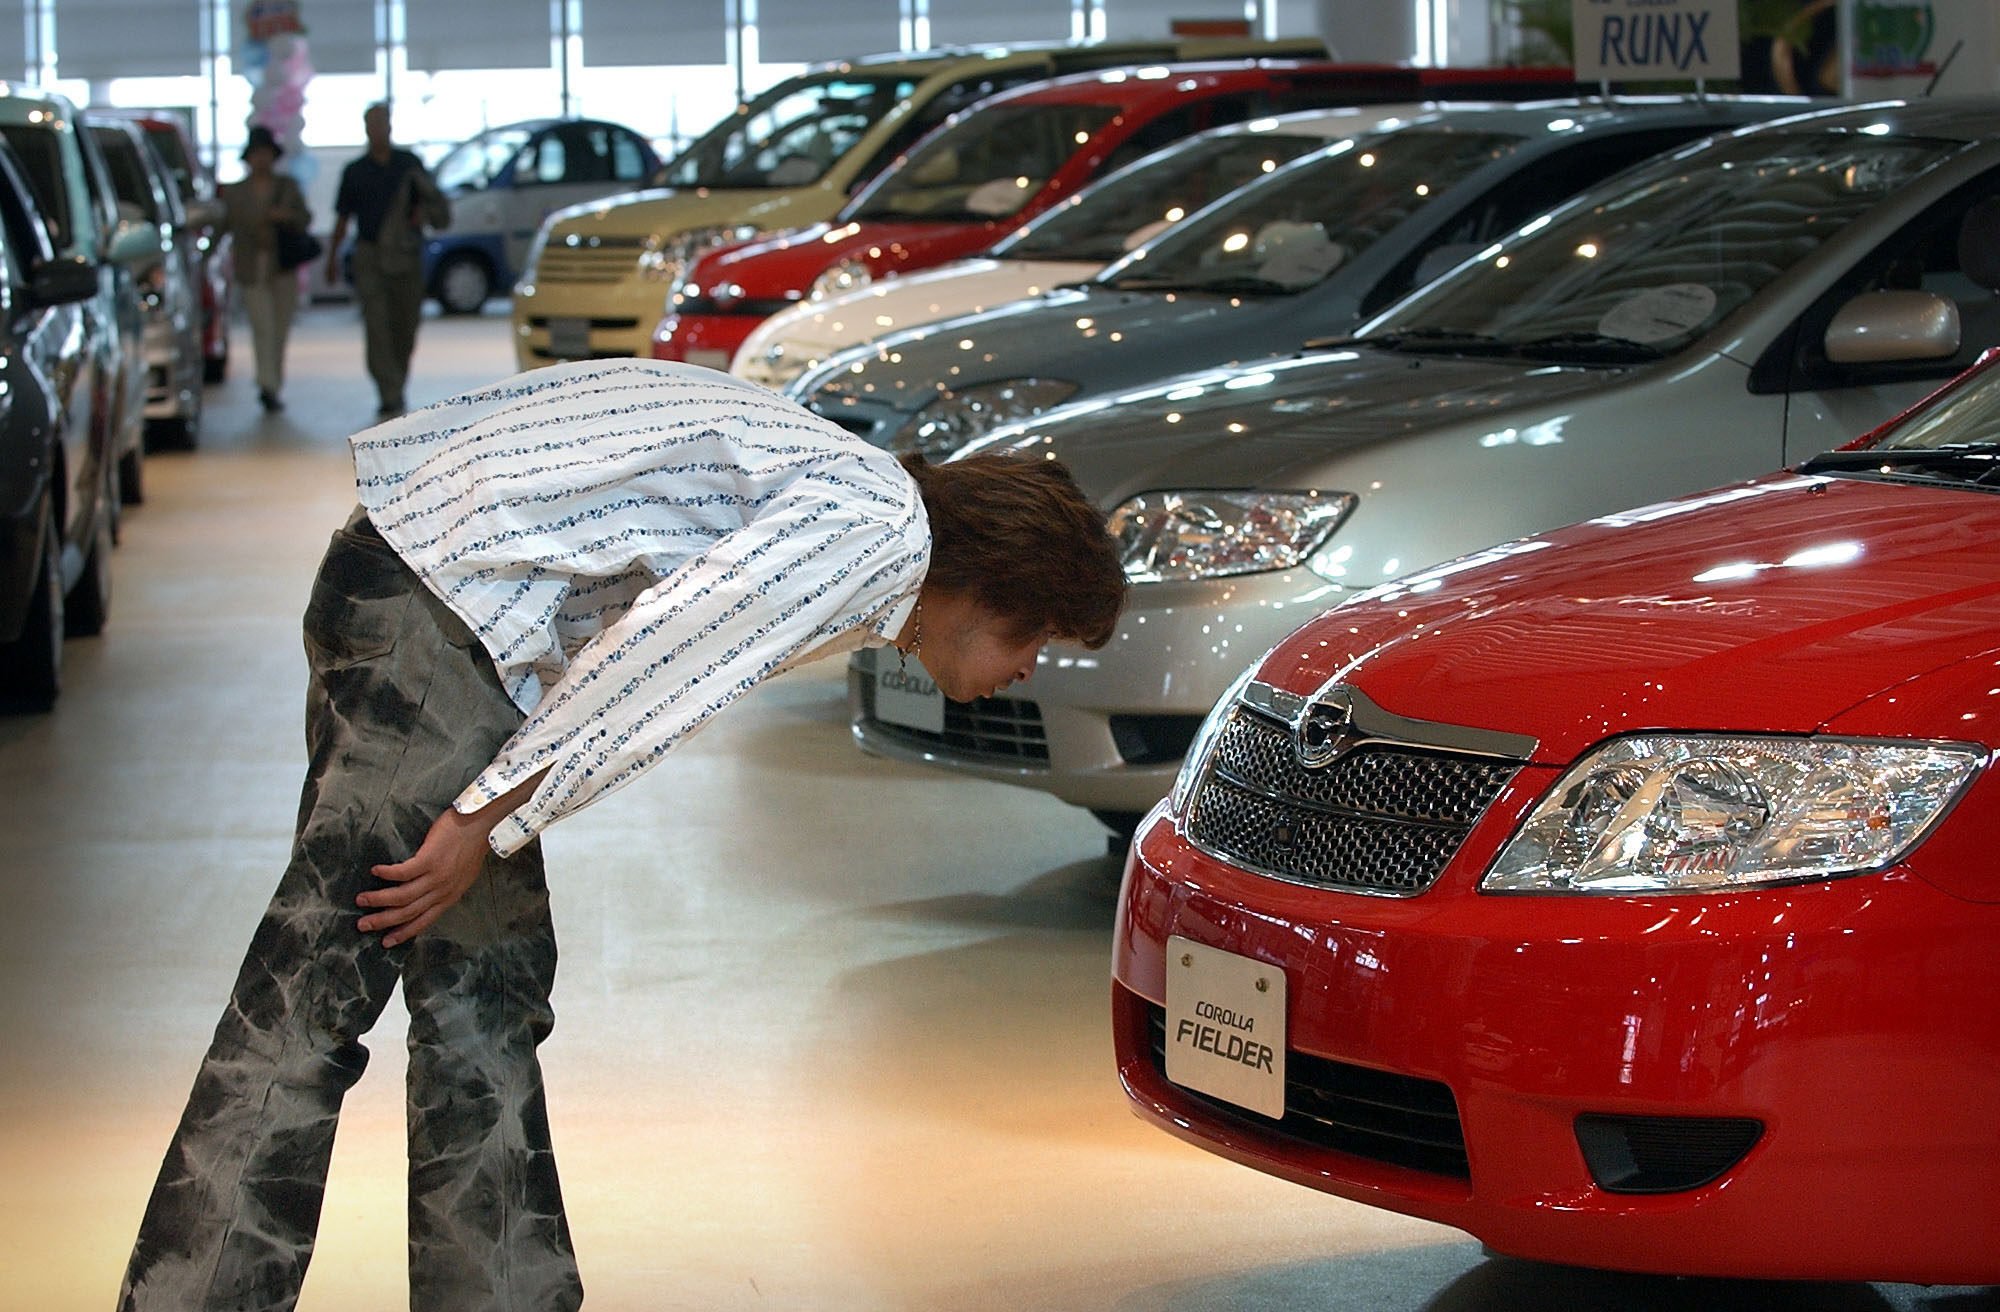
[
  {"left": 1169, "top": 661, "right": 1260, "bottom": 816},
  {"left": 1485, "top": 734, "right": 1984, "bottom": 895},
  {"left": 1108, "top": 490, "right": 1356, "bottom": 583},
  {"left": 892, "top": 378, "right": 1080, "bottom": 460},
  {"left": 639, "top": 224, "right": 758, "bottom": 283},
  {"left": 809, "top": 257, "right": 873, "bottom": 302},
  {"left": 518, "top": 223, "right": 553, "bottom": 289}
]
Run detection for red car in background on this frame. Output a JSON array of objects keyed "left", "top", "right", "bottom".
[
  {"left": 652, "top": 60, "right": 1577, "bottom": 369},
  {"left": 1112, "top": 352, "right": 2000, "bottom": 1285}
]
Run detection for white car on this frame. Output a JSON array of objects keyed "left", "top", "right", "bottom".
[{"left": 730, "top": 106, "right": 1415, "bottom": 390}]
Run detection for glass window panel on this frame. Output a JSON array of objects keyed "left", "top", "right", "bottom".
[
  {"left": 405, "top": 0, "right": 551, "bottom": 71},
  {"left": 295, "top": 0, "right": 381, "bottom": 76},
  {"left": 928, "top": 0, "right": 1072, "bottom": 46},
  {"left": 57, "top": 0, "right": 202, "bottom": 79},
  {"left": 581, "top": 0, "right": 726, "bottom": 67},
  {"left": 755, "top": 0, "right": 898, "bottom": 65}
]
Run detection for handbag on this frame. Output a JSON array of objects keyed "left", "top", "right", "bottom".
[{"left": 275, "top": 223, "right": 323, "bottom": 271}]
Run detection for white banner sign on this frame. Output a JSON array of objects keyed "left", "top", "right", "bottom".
[{"left": 1573, "top": 0, "right": 1743, "bottom": 82}]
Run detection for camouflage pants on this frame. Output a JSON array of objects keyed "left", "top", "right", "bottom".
[{"left": 118, "top": 515, "right": 583, "bottom": 1311}]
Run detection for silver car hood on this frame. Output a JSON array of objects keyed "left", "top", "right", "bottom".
[
  {"left": 970, "top": 345, "right": 1619, "bottom": 500},
  {"left": 812, "top": 283, "right": 1353, "bottom": 414}
]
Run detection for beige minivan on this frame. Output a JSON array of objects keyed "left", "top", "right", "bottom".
[{"left": 509, "top": 37, "right": 1322, "bottom": 369}]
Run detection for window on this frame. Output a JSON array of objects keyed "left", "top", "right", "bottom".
[
  {"left": 660, "top": 73, "right": 921, "bottom": 190},
  {"left": 0, "top": 126, "right": 73, "bottom": 252},
  {"left": 852, "top": 101, "right": 1119, "bottom": 222}
]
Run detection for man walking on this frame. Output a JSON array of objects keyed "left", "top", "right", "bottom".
[
  {"left": 325, "top": 101, "right": 449, "bottom": 418},
  {"left": 115, "top": 358, "right": 1127, "bottom": 1310}
]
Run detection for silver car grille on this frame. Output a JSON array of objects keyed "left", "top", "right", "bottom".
[
  {"left": 1186, "top": 685, "right": 1528, "bottom": 896},
  {"left": 535, "top": 236, "right": 644, "bottom": 284}
]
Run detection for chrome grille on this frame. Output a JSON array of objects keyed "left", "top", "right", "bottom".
[
  {"left": 859, "top": 682, "right": 1048, "bottom": 764},
  {"left": 1188, "top": 705, "right": 1519, "bottom": 895},
  {"left": 535, "top": 237, "right": 644, "bottom": 284}
]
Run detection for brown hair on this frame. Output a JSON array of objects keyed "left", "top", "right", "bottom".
[{"left": 901, "top": 452, "right": 1126, "bottom": 649}]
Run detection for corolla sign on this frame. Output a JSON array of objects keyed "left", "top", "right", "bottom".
[{"left": 1572, "top": 0, "right": 1743, "bottom": 81}]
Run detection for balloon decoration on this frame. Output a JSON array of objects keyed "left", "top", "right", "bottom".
[{"left": 242, "top": 0, "right": 317, "bottom": 189}]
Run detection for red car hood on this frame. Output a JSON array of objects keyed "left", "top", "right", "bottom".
[
  {"left": 1263, "top": 472, "right": 2000, "bottom": 762},
  {"left": 695, "top": 219, "right": 1001, "bottom": 299}
]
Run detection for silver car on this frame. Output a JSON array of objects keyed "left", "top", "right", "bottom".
[
  {"left": 848, "top": 97, "right": 2000, "bottom": 833},
  {"left": 87, "top": 114, "right": 202, "bottom": 451},
  {"left": 796, "top": 96, "right": 1816, "bottom": 459}
]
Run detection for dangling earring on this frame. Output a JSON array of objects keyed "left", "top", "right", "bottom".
[{"left": 898, "top": 597, "right": 923, "bottom": 671}]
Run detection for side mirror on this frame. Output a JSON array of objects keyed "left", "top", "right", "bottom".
[
  {"left": 105, "top": 219, "right": 164, "bottom": 265},
  {"left": 26, "top": 255, "right": 99, "bottom": 308},
  {"left": 1824, "top": 289, "right": 1961, "bottom": 363}
]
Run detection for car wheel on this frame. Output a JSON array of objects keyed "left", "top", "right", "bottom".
[
  {"left": 64, "top": 483, "right": 112, "bottom": 638},
  {"left": 118, "top": 441, "right": 144, "bottom": 505},
  {"left": 203, "top": 336, "right": 228, "bottom": 383},
  {"left": 434, "top": 253, "right": 491, "bottom": 315},
  {"left": 147, "top": 405, "right": 199, "bottom": 452},
  {"left": 0, "top": 498, "right": 62, "bottom": 711}
]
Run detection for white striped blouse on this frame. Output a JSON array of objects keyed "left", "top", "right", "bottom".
[{"left": 349, "top": 358, "right": 929, "bottom": 857}]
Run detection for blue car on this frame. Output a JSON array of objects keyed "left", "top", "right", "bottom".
[{"left": 423, "top": 117, "right": 659, "bottom": 313}]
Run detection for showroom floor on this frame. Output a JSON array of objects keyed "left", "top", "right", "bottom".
[{"left": 2, "top": 307, "right": 1992, "bottom": 1312}]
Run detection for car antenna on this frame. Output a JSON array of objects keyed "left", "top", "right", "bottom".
[{"left": 1925, "top": 39, "right": 1963, "bottom": 96}]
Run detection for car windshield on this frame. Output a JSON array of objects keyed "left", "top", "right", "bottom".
[
  {"left": 1366, "top": 130, "right": 1961, "bottom": 362},
  {"left": 849, "top": 100, "right": 1119, "bottom": 223},
  {"left": 659, "top": 73, "right": 920, "bottom": 190},
  {"left": 433, "top": 126, "right": 534, "bottom": 193},
  {"left": 1099, "top": 128, "right": 1519, "bottom": 295},
  {"left": 994, "top": 127, "right": 1332, "bottom": 264},
  {"left": 1798, "top": 358, "right": 2000, "bottom": 486}
]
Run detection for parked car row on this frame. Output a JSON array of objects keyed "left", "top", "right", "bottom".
[
  {"left": 752, "top": 90, "right": 2000, "bottom": 1285},
  {"left": 0, "top": 85, "right": 230, "bottom": 712},
  {"left": 511, "top": 35, "right": 1391, "bottom": 364},
  {"left": 485, "top": 50, "right": 2000, "bottom": 1282}
]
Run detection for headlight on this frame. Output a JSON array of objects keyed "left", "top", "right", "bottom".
[
  {"left": 519, "top": 224, "right": 552, "bottom": 287},
  {"left": 1108, "top": 490, "right": 1355, "bottom": 583},
  {"left": 809, "top": 257, "right": 872, "bottom": 302},
  {"left": 892, "top": 378, "right": 1079, "bottom": 460},
  {"left": 639, "top": 224, "right": 758, "bottom": 283},
  {"left": 1485, "top": 734, "right": 1984, "bottom": 895},
  {"left": 1170, "top": 662, "right": 1260, "bottom": 815}
]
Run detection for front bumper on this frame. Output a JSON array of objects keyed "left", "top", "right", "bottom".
[
  {"left": 143, "top": 315, "right": 195, "bottom": 418},
  {"left": 510, "top": 275, "right": 660, "bottom": 369},
  {"left": 848, "top": 572, "right": 1339, "bottom": 814},
  {"left": 1112, "top": 804, "right": 2000, "bottom": 1284},
  {"left": 649, "top": 310, "right": 771, "bottom": 372}
]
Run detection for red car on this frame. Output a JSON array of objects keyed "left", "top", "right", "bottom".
[
  {"left": 652, "top": 61, "right": 1577, "bottom": 369},
  {"left": 1112, "top": 352, "right": 2000, "bottom": 1285}
]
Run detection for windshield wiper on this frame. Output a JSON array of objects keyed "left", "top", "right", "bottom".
[
  {"left": 1365, "top": 327, "right": 1518, "bottom": 357},
  {"left": 1800, "top": 444, "right": 2000, "bottom": 485},
  {"left": 1513, "top": 331, "right": 1668, "bottom": 363},
  {"left": 1177, "top": 274, "right": 1299, "bottom": 296},
  {"left": 1102, "top": 272, "right": 1196, "bottom": 291}
]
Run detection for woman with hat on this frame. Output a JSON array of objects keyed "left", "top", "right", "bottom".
[{"left": 222, "top": 125, "right": 314, "bottom": 412}]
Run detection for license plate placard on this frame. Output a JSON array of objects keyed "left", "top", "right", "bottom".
[
  {"left": 547, "top": 317, "right": 590, "bottom": 358},
  {"left": 872, "top": 650, "right": 944, "bottom": 734},
  {"left": 1165, "top": 936, "right": 1286, "bottom": 1119},
  {"left": 684, "top": 348, "right": 731, "bottom": 371}
]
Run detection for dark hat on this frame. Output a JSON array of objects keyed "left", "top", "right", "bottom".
[{"left": 242, "top": 125, "right": 284, "bottom": 160}]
